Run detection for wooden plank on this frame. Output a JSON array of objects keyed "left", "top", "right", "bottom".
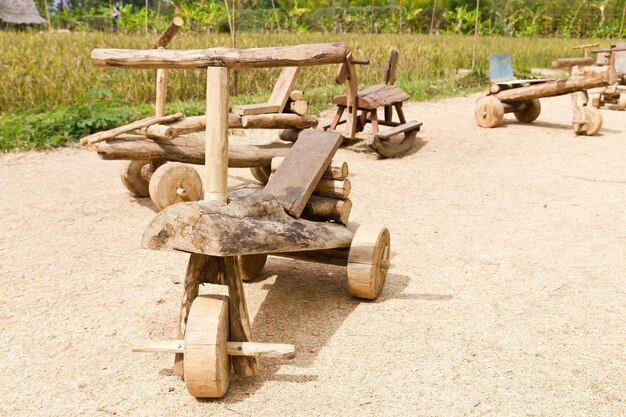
[
  {"left": 79, "top": 113, "right": 183, "bottom": 145},
  {"left": 232, "top": 103, "right": 280, "bottom": 116},
  {"left": 385, "top": 50, "right": 399, "bottom": 86},
  {"left": 376, "top": 121, "right": 422, "bottom": 140},
  {"left": 268, "top": 67, "right": 301, "bottom": 112},
  {"left": 264, "top": 130, "right": 342, "bottom": 217},
  {"left": 205, "top": 66, "right": 229, "bottom": 202}
]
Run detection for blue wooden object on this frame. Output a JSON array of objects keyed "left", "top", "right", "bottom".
[
  {"left": 615, "top": 42, "right": 626, "bottom": 74},
  {"left": 489, "top": 53, "right": 514, "bottom": 81}
]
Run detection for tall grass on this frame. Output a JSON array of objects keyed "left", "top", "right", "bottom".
[{"left": 0, "top": 31, "right": 595, "bottom": 113}]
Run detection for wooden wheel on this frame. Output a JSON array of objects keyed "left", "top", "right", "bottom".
[
  {"left": 591, "top": 96, "right": 601, "bottom": 108},
  {"left": 238, "top": 254, "right": 268, "bottom": 281},
  {"left": 184, "top": 295, "right": 231, "bottom": 398},
  {"left": 617, "top": 99, "right": 626, "bottom": 111},
  {"left": 149, "top": 163, "right": 203, "bottom": 210},
  {"left": 475, "top": 96, "right": 504, "bottom": 128},
  {"left": 346, "top": 225, "right": 390, "bottom": 300},
  {"left": 576, "top": 106, "right": 603, "bottom": 136},
  {"left": 120, "top": 160, "right": 150, "bottom": 197},
  {"left": 249, "top": 166, "right": 272, "bottom": 184},
  {"left": 513, "top": 99, "right": 541, "bottom": 123}
]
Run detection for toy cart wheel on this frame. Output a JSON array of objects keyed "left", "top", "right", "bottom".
[
  {"left": 149, "top": 163, "right": 203, "bottom": 210},
  {"left": 513, "top": 99, "right": 541, "bottom": 123},
  {"left": 120, "top": 160, "right": 150, "bottom": 197},
  {"left": 576, "top": 107, "right": 603, "bottom": 136},
  {"left": 617, "top": 99, "right": 626, "bottom": 111},
  {"left": 346, "top": 225, "right": 390, "bottom": 300},
  {"left": 239, "top": 254, "right": 268, "bottom": 281},
  {"left": 249, "top": 166, "right": 272, "bottom": 184},
  {"left": 184, "top": 295, "right": 231, "bottom": 398},
  {"left": 591, "top": 97, "right": 601, "bottom": 108},
  {"left": 475, "top": 96, "right": 504, "bottom": 128}
]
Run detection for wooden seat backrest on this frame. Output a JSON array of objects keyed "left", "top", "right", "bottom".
[
  {"left": 489, "top": 53, "right": 515, "bottom": 82},
  {"left": 385, "top": 50, "right": 399, "bottom": 86},
  {"left": 264, "top": 130, "right": 343, "bottom": 218}
]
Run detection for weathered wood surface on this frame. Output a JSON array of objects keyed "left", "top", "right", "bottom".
[
  {"left": 278, "top": 128, "right": 302, "bottom": 142},
  {"left": 275, "top": 247, "right": 350, "bottom": 266},
  {"left": 385, "top": 50, "right": 399, "bottom": 85},
  {"left": 551, "top": 57, "right": 594, "bottom": 68},
  {"left": 264, "top": 130, "right": 342, "bottom": 217},
  {"left": 80, "top": 113, "right": 183, "bottom": 145},
  {"left": 94, "top": 135, "right": 291, "bottom": 167},
  {"left": 232, "top": 103, "right": 280, "bottom": 116},
  {"left": 91, "top": 43, "right": 347, "bottom": 69},
  {"left": 494, "top": 67, "right": 615, "bottom": 103},
  {"left": 153, "top": 17, "right": 184, "bottom": 49},
  {"left": 271, "top": 157, "right": 348, "bottom": 180},
  {"left": 268, "top": 67, "right": 301, "bottom": 112},
  {"left": 289, "top": 90, "right": 304, "bottom": 101},
  {"left": 333, "top": 85, "right": 409, "bottom": 109},
  {"left": 155, "top": 68, "right": 167, "bottom": 117},
  {"left": 134, "top": 340, "right": 295, "bottom": 359},
  {"left": 165, "top": 114, "right": 242, "bottom": 135},
  {"left": 140, "top": 124, "right": 175, "bottom": 140},
  {"left": 376, "top": 120, "right": 422, "bottom": 139},
  {"left": 302, "top": 195, "right": 352, "bottom": 224},
  {"left": 240, "top": 113, "right": 317, "bottom": 129},
  {"left": 221, "top": 256, "right": 260, "bottom": 376},
  {"left": 204, "top": 66, "right": 229, "bottom": 202},
  {"left": 314, "top": 178, "right": 351, "bottom": 199},
  {"left": 141, "top": 192, "right": 354, "bottom": 256},
  {"left": 286, "top": 99, "right": 308, "bottom": 115}
]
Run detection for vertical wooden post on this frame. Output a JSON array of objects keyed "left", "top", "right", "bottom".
[
  {"left": 204, "top": 67, "right": 229, "bottom": 203},
  {"left": 155, "top": 68, "right": 167, "bottom": 117},
  {"left": 471, "top": 0, "right": 480, "bottom": 70}
]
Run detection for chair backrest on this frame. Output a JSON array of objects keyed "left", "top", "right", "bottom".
[
  {"left": 489, "top": 53, "right": 514, "bottom": 82},
  {"left": 385, "top": 50, "right": 399, "bottom": 85},
  {"left": 615, "top": 42, "right": 626, "bottom": 75}
]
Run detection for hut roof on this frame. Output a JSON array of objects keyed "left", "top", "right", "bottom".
[{"left": 0, "top": 0, "right": 47, "bottom": 24}]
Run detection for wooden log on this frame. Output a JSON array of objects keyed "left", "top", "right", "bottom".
[
  {"left": 221, "top": 256, "right": 260, "bottom": 376},
  {"left": 271, "top": 157, "right": 348, "bottom": 180},
  {"left": 302, "top": 196, "right": 352, "bottom": 224},
  {"left": 141, "top": 192, "right": 355, "bottom": 256},
  {"left": 289, "top": 90, "right": 304, "bottom": 101},
  {"left": 278, "top": 128, "right": 302, "bottom": 142},
  {"left": 315, "top": 178, "right": 351, "bottom": 199},
  {"left": 274, "top": 247, "right": 350, "bottom": 266},
  {"left": 240, "top": 113, "right": 317, "bottom": 129},
  {"left": 155, "top": 69, "right": 167, "bottom": 117},
  {"left": 139, "top": 124, "right": 175, "bottom": 140},
  {"left": 287, "top": 99, "right": 308, "bottom": 115},
  {"left": 494, "top": 68, "right": 613, "bottom": 103},
  {"left": 94, "top": 135, "right": 291, "bottom": 167},
  {"left": 165, "top": 114, "right": 242, "bottom": 135},
  {"left": 232, "top": 103, "right": 280, "bottom": 116},
  {"left": 153, "top": 17, "right": 184, "bottom": 49},
  {"left": 133, "top": 340, "right": 295, "bottom": 359},
  {"left": 80, "top": 113, "right": 183, "bottom": 145},
  {"left": 205, "top": 66, "right": 229, "bottom": 202},
  {"left": 551, "top": 57, "right": 594, "bottom": 68},
  {"left": 91, "top": 43, "right": 348, "bottom": 70}
]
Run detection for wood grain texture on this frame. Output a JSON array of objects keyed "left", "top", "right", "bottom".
[
  {"left": 91, "top": 43, "right": 347, "bottom": 69},
  {"left": 232, "top": 103, "right": 280, "bottom": 116},
  {"left": 141, "top": 192, "right": 354, "bottom": 256},
  {"left": 271, "top": 157, "right": 348, "bottom": 180},
  {"left": 268, "top": 67, "right": 300, "bottom": 112},
  {"left": 94, "top": 135, "right": 291, "bottom": 167},
  {"left": 240, "top": 113, "right": 317, "bottom": 129},
  {"left": 204, "top": 67, "right": 229, "bottom": 202},
  {"left": 333, "top": 85, "right": 409, "bottom": 109},
  {"left": 153, "top": 17, "right": 184, "bottom": 49},
  {"left": 80, "top": 113, "right": 183, "bottom": 145}
]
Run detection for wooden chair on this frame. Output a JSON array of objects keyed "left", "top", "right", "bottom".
[
  {"left": 592, "top": 42, "right": 626, "bottom": 110},
  {"left": 326, "top": 50, "right": 422, "bottom": 158}
]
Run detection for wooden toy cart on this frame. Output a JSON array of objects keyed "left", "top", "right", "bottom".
[
  {"left": 591, "top": 43, "right": 626, "bottom": 110},
  {"left": 80, "top": 19, "right": 318, "bottom": 209},
  {"left": 324, "top": 50, "right": 422, "bottom": 158},
  {"left": 475, "top": 50, "right": 619, "bottom": 136},
  {"left": 92, "top": 43, "right": 391, "bottom": 398}
]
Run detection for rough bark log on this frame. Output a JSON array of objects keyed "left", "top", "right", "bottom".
[
  {"left": 91, "top": 43, "right": 347, "bottom": 69},
  {"left": 95, "top": 135, "right": 291, "bottom": 167},
  {"left": 141, "top": 192, "right": 354, "bottom": 256},
  {"left": 551, "top": 57, "right": 594, "bottom": 68},
  {"left": 139, "top": 124, "right": 175, "bottom": 140},
  {"left": 301, "top": 195, "right": 352, "bottom": 224},
  {"left": 240, "top": 113, "right": 317, "bottom": 129},
  {"left": 289, "top": 90, "right": 304, "bottom": 100},
  {"left": 286, "top": 99, "right": 308, "bottom": 115},
  {"left": 80, "top": 113, "right": 183, "bottom": 145},
  {"left": 153, "top": 17, "right": 184, "bottom": 49}
]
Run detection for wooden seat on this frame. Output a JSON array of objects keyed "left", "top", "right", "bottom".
[{"left": 332, "top": 84, "right": 409, "bottom": 109}]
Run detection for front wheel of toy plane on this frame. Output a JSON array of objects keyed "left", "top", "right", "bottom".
[
  {"left": 575, "top": 106, "right": 603, "bottom": 136},
  {"left": 346, "top": 225, "right": 391, "bottom": 300},
  {"left": 184, "top": 295, "right": 231, "bottom": 398},
  {"left": 149, "top": 163, "right": 203, "bottom": 210},
  {"left": 475, "top": 96, "right": 504, "bottom": 128},
  {"left": 120, "top": 160, "right": 151, "bottom": 197},
  {"left": 513, "top": 99, "right": 541, "bottom": 123}
]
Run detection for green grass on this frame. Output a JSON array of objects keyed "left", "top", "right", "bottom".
[{"left": 0, "top": 31, "right": 600, "bottom": 151}]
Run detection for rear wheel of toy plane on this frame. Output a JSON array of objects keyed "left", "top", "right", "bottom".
[
  {"left": 149, "top": 163, "right": 203, "bottom": 210},
  {"left": 120, "top": 160, "right": 150, "bottom": 197},
  {"left": 184, "top": 295, "right": 231, "bottom": 398},
  {"left": 575, "top": 107, "right": 603, "bottom": 136},
  {"left": 239, "top": 254, "right": 268, "bottom": 281},
  {"left": 249, "top": 166, "right": 272, "bottom": 184},
  {"left": 513, "top": 99, "right": 541, "bottom": 123},
  {"left": 475, "top": 96, "right": 504, "bottom": 128},
  {"left": 346, "top": 225, "right": 391, "bottom": 300}
]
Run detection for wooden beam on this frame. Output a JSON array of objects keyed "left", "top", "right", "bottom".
[
  {"left": 232, "top": 103, "right": 280, "bottom": 116},
  {"left": 205, "top": 67, "right": 229, "bottom": 202},
  {"left": 133, "top": 340, "right": 295, "bottom": 359},
  {"left": 153, "top": 17, "right": 184, "bottom": 49},
  {"left": 271, "top": 157, "right": 348, "bottom": 180},
  {"left": 91, "top": 43, "right": 348, "bottom": 70},
  {"left": 79, "top": 113, "right": 183, "bottom": 145},
  {"left": 240, "top": 113, "right": 317, "bottom": 129},
  {"left": 551, "top": 57, "right": 594, "bottom": 68},
  {"left": 268, "top": 67, "right": 301, "bottom": 112}
]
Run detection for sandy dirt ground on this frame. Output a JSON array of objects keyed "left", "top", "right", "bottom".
[{"left": 1, "top": 93, "right": 625, "bottom": 417}]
